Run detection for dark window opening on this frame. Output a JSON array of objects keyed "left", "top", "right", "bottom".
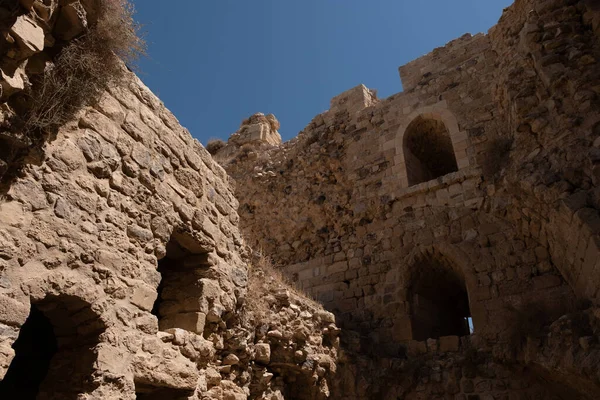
[
  {"left": 136, "top": 384, "right": 194, "bottom": 400},
  {"left": 0, "top": 295, "right": 105, "bottom": 400},
  {"left": 0, "top": 306, "right": 56, "bottom": 399},
  {"left": 403, "top": 116, "right": 458, "bottom": 186},
  {"left": 409, "top": 254, "right": 472, "bottom": 341},
  {"left": 151, "top": 234, "right": 212, "bottom": 335}
]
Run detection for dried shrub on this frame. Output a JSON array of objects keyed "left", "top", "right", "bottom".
[
  {"left": 245, "top": 251, "right": 317, "bottom": 323},
  {"left": 240, "top": 143, "right": 254, "bottom": 154},
  {"left": 206, "top": 139, "right": 226, "bottom": 155},
  {"left": 20, "top": 0, "right": 145, "bottom": 133},
  {"left": 95, "top": 0, "right": 146, "bottom": 68},
  {"left": 1, "top": 0, "right": 145, "bottom": 189},
  {"left": 482, "top": 137, "right": 513, "bottom": 181}
]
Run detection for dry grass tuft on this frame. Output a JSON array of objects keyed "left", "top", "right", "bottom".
[
  {"left": 19, "top": 0, "right": 145, "bottom": 133},
  {"left": 96, "top": 0, "right": 146, "bottom": 69},
  {"left": 245, "top": 251, "right": 318, "bottom": 322},
  {"left": 1, "top": 0, "right": 145, "bottom": 187},
  {"left": 206, "top": 139, "right": 226, "bottom": 155}
]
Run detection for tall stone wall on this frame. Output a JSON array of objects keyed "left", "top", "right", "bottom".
[
  {"left": 0, "top": 73, "right": 341, "bottom": 399},
  {"left": 0, "top": 0, "right": 599, "bottom": 399},
  {"left": 0, "top": 2, "right": 345, "bottom": 398},
  {"left": 215, "top": 0, "right": 600, "bottom": 397}
]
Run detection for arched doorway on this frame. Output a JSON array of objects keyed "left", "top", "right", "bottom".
[
  {"left": 0, "top": 295, "right": 105, "bottom": 399},
  {"left": 408, "top": 253, "right": 472, "bottom": 341},
  {"left": 403, "top": 115, "right": 458, "bottom": 186}
]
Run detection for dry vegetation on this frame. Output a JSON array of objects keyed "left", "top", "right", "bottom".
[
  {"left": 1, "top": 0, "right": 145, "bottom": 190},
  {"left": 19, "top": 0, "right": 145, "bottom": 133},
  {"left": 245, "top": 251, "right": 318, "bottom": 322},
  {"left": 206, "top": 139, "right": 226, "bottom": 155}
]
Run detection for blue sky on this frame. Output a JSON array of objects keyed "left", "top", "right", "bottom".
[{"left": 132, "top": 1, "right": 513, "bottom": 143}]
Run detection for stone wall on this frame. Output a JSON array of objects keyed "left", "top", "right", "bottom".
[
  {"left": 1, "top": 0, "right": 599, "bottom": 399},
  {"left": 215, "top": 0, "right": 600, "bottom": 397},
  {"left": 0, "top": 10, "right": 342, "bottom": 394}
]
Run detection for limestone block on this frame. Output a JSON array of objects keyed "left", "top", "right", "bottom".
[
  {"left": 55, "top": 1, "right": 88, "bottom": 41},
  {"left": 132, "top": 352, "right": 199, "bottom": 392},
  {"left": 0, "top": 65, "right": 26, "bottom": 97},
  {"left": 95, "top": 94, "right": 126, "bottom": 125},
  {"left": 327, "top": 261, "right": 348, "bottom": 275},
  {"left": 127, "top": 224, "right": 154, "bottom": 244},
  {"left": 132, "top": 284, "right": 158, "bottom": 312},
  {"left": 10, "top": 16, "right": 44, "bottom": 56},
  {"left": 254, "top": 343, "right": 271, "bottom": 364},
  {"left": 0, "top": 341, "right": 16, "bottom": 380},
  {"left": 223, "top": 353, "right": 240, "bottom": 365},
  {"left": 8, "top": 179, "right": 48, "bottom": 211},
  {"left": 532, "top": 275, "right": 562, "bottom": 290},
  {"left": 0, "top": 295, "right": 29, "bottom": 327},
  {"left": 160, "top": 312, "right": 207, "bottom": 334}
]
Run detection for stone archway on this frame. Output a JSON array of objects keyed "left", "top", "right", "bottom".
[
  {"left": 403, "top": 115, "right": 458, "bottom": 186},
  {"left": 0, "top": 294, "right": 106, "bottom": 400},
  {"left": 404, "top": 249, "right": 475, "bottom": 341},
  {"left": 151, "top": 229, "right": 218, "bottom": 336},
  {"left": 392, "top": 103, "right": 470, "bottom": 189}
]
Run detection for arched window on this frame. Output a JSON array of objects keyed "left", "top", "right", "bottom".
[
  {"left": 0, "top": 295, "right": 105, "bottom": 399},
  {"left": 408, "top": 253, "right": 472, "bottom": 341},
  {"left": 403, "top": 116, "right": 458, "bottom": 186},
  {"left": 151, "top": 232, "right": 211, "bottom": 335}
]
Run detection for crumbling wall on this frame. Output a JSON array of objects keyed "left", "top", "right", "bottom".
[
  {"left": 218, "top": 27, "right": 579, "bottom": 350},
  {"left": 215, "top": 0, "right": 600, "bottom": 398},
  {"left": 0, "top": 68, "right": 340, "bottom": 400}
]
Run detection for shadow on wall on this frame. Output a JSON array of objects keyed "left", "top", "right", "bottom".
[{"left": 0, "top": 295, "right": 105, "bottom": 400}]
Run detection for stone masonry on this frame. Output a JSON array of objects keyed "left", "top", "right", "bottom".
[
  {"left": 214, "top": 0, "right": 600, "bottom": 398},
  {"left": 0, "top": 1, "right": 341, "bottom": 399},
  {"left": 1, "top": 0, "right": 600, "bottom": 399}
]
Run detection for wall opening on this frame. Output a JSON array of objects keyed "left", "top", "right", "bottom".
[
  {"left": 135, "top": 384, "right": 194, "bottom": 400},
  {"left": 0, "top": 295, "right": 105, "bottom": 400},
  {"left": 408, "top": 254, "right": 472, "bottom": 341},
  {"left": 151, "top": 234, "right": 211, "bottom": 335},
  {"left": 403, "top": 115, "right": 458, "bottom": 186}
]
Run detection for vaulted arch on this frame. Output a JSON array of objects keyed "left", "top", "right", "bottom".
[
  {"left": 402, "top": 247, "right": 476, "bottom": 341},
  {"left": 403, "top": 115, "right": 458, "bottom": 185},
  {"left": 393, "top": 104, "right": 470, "bottom": 189},
  {"left": 0, "top": 295, "right": 106, "bottom": 399}
]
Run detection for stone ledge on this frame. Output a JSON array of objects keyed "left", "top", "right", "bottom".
[{"left": 394, "top": 166, "right": 482, "bottom": 200}]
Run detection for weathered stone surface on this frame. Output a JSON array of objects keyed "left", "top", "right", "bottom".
[
  {"left": 10, "top": 15, "right": 44, "bottom": 56},
  {"left": 1, "top": 0, "right": 600, "bottom": 399},
  {"left": 210, "top": 0, "right": 600, "bottom": 398},
  {"left": 0, "top": 61, "right": 340, "bottom": 400}
]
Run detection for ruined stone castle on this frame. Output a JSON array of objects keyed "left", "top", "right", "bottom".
[{"left": 1, "top": 0, "right": 600, "bottom": 399}]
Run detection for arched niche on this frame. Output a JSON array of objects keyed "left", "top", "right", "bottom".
[
  {"left": 0, "top": 294, "right": 106, "bottom": 400},
  {"left": 394, "top": 105, "right": 470, "bottom": 188},
  {"left": 151, "top": 229, "right": 216, "bottom": 336},
  {"left": 407, "top": 251, "right": 474, "bottom": 341},
  {"left": 403, "top": 116, "right": 458, "bottom": 185}
]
